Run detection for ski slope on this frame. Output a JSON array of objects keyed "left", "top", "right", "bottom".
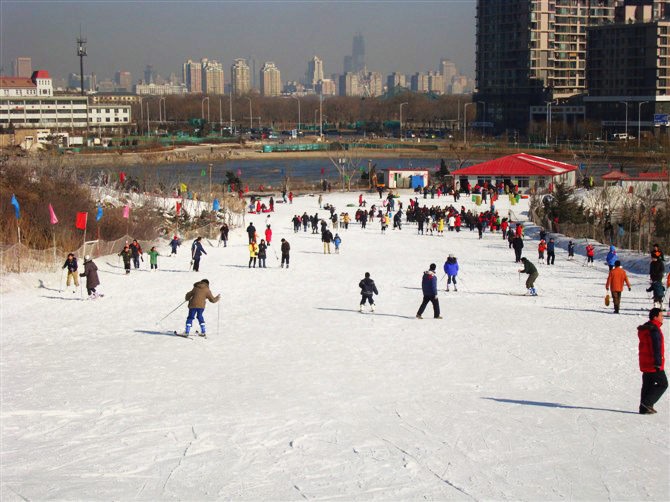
[{"left": 1, "top": 190, "right": 668, "bottom": 501}]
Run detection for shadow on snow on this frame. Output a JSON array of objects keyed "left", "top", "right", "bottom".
[{"left": 483, "top": 397, "right": 638, "bottom": 415}]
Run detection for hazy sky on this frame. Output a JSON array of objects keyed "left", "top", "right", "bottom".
[{"left": 1, "top": 0, "right": 476, "bottom": 83}]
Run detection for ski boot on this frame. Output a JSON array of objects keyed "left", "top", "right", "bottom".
[
  {"left": 359, "top": 304, "right": 363, "bottom": 312},
  {"left": 370, "top": 304, "right": 375, "bottom": 312},
  {"left": 454, "top": 285, "right": 458, "bottom": 292},
  {"left": 446, "top": 285, "right": 450, "bottom": 292}
]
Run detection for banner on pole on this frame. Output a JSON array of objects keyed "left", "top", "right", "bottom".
[
  {"left": 96, "top": 206, "right": 103, "bottom": 222},
  {"left": 75, "top": 212, "right": 88, "bottom": 230},
  {"left": 10, "top": 194, "right": 20, "bottom": 219},
  {"left": 176, "top": 202, "right": 181, "bottom": 215},
  {"left": 49, "top": 203, "right": 58, "bottom": 224},
  {"left": 119, "top": 172, "right": 126, "bottom": 183},
  {"left": 213, "top": 198, "right": 220, "bottom": 211},
  {"left": 122, "top": 205, "right": 130, "bottom": 219}
]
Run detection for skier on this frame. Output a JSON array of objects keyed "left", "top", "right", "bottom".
[
  {"left": 264, "top": 226, "right": 272, "bottom": 246},
  {"left": 546, "top": 238, "right": 556, "bottom": 265},
  {"left": 606, "top": 245, "right": 618, "bottom": 271},
  {"left": 170, "top": 235, "right": 181, "bottom": 255},
  {"left": 518, "top": 257, "right": 539, "bottom": 296},
  {"left": 650, "top": 255, "right": 664, "bottom": 283},
  {"left": 381, "top": 215, "right": 388, "bottom": 234},
  {"left": 62, "top": 253, "right": 79, "bottom": 291},
  {"left": 334, "top": 233, "right": 342, "bottom": 254},
  {"left": 646, "top": 281, "right": 666, "bottom": 310},
  {"left": 219, "top": 223, "right": 229, "bottom": 247},
  {"left": 119, "top": 244, "right": 132, "bottom": 274},
  {"left": 246, "top": 222, "right": 257, "bottom": 244},
  {"left": 416, "top": 263, "right": 442, "bottom": 319},
  {"left": 249, "top": 240, "right": 258, "bottom": 268},
  {"left": 258, "top": 239, "right": 268, "bottom": 268},
  {"left": 650, "top": 243, "right": 665, "bottom": 262},
  {"left": 637, "top": 308, "right": 667, "bottom": 414},
  {"left": 443, "top": 254, "right": 459, "bottom": 292},
  {"left": 359, "top": 272, "right": 379, "bottom": 312},
  {"left": 538, "top": 239, "right": 547, "bottom": 262},
  {"left": 586, "top": 243, "right": 595, "bottom": 267},
  {"left": 322, "top": 228, "right": 333, "bottom": 254},
  {"left": 605, "top": 260, "right": 631, "bottom": 314},
  {"left": 129, "top": 239, "right": 143, "bottom": 269},
  {"left": 183, "top": 279, "right": 220, "bottom": 337},
  {"left": 567, "top": 240, "right": 575, "bottom": 260},
  {"left": 512, "top": 235, "right": 524, "bottom": 263},
  {"left": 148, "top": 246, "right": 159, "bottom": 271},
  {"left": 288, "top": 191, "right": 293, "bottom": 204},
  {"left": 79, "top": 255, "right": 100, "bottom": 298},
  {"left": 192, "top": 237, "right": 207, "bottom": 272},
  {"left": 280, "top": 238, "right": 290, "bottom": 268}
]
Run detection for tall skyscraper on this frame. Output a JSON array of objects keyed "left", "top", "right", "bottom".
[
  {"left": 231, "top": 58, "right": 251, "bottom": 95},
  {"left": 352, "top": 32, "right": 365, "bottom": 73},
  {"left": 475, "top": 0, "right": 617, "bottom": 131},
  {"left": 260, "top": 62, "right": 282, "bottom": 96},
  {"left": 305, "top": 56, "right": 324, "bottom": 88},
  {"left": 183, "top": 59, "right": 202, "bottom": 93},
  {"left": 144, "top": 65, "right": 157, "bottom": 85},
  {"left": 201, "top": 59, "right": 225, "bottom": 95},
  {"left": 12, "top": 57, "right": 32, "bottom": 77},
  {"left": 440, "top": 59, "right": 457, "bottom": 93},
  {"left": 115, "top": 71, "right": 132, "bottom": 91}
]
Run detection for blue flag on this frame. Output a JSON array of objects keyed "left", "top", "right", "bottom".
[
  {"left": 213, "top": 198, "right": 220, "bottom": 211},
  {"left": 96, "top": 206, "right": 103, "bottom": 222},
  {"left": 10, "top": 194, "right": 19, "bottom": 219},
  {"left": 280, "top": 168, "right": 285, "bottom": 176}
]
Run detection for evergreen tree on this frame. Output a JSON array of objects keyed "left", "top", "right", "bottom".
[{"left": 542, "top": 183, "right": 585, "bottom": 225}]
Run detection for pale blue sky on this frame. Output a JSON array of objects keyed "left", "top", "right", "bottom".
[{"left": 1, "top": 0, "right": 476, "bottom": 82}]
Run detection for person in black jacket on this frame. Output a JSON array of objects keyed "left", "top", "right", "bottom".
[
  {"left": 322, "top": 229, "right": 333, "bottom": 254},
  {"left": 359, "top": 272, "right": 379, "bottom": 312},
  {"left": 512, "top": 236, "right": 524, "bottom": 263},
  {"left": 62, "top": 253, "right": 79, "bottom": 291},
  {"left": 280, "top": 238, "right": 290, "bottom": 268},
  {"left": 650, "top": 255, "right": 665, "bottom": 283},
  {"left": 258, "top": 239, "right": 267, "bottom": 268},
  {"left": 546, "top": 238, "right": 556, "bottom": 265}
]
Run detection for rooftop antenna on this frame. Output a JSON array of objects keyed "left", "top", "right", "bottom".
[{"left": 77, "top": 26, "right": 87, "bottom": 96}]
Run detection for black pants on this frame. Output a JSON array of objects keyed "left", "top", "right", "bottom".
[
  {"left": 514, "top": 249, "right": 522, "bottom": 262},
  {"left": 547, "top": 252, "right": 555, "bottom": 265},
  {"left": 281, "top": 254, "right": 289, "bottom": 267},
  {"left": 641, "top": 370, "right": 668, "bottom": 409},
  {"left": 360, "top": 294, "right": 374, "bottom": 305},
  {"left": 249, "top": 257, "right": 256, "bottom": 268},
  {"left": 193, "top": 257, "right": 200, "bottom": 272},
  {"left": 258, "top": 257, "right": 266, "bottom": 268},
  {"left": 417, "top": 295, "right": 440, "bottom": 317}
]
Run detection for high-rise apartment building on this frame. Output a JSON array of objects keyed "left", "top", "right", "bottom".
[
  {"left": 411, "top": 72, "right": 430, "bottom": 93},
  {"left": 231, "top": 58, "right": 251, "bottom": 95},
  {"left": 305, "top": 56, "right": 324, "bottom": 88},
  {"left": 339, "top": 72, "right": 360, "bottom": 96},
  {"left": 115, "top": 71, "right": 132, "bottom": 91},
  {"left": 183, "top": 59, "right": 202, "bottom": 93},
  {"left": 475, "top": 0, "right": 617, "bottom": 131},
  {"left": 440, "top": 59, "right": 457, "bottom": 93},
  {"left": 260, "top": 62, "right": 282, "bottom": 96},
  {"left": 316, "top": 79, "right": 337, "bottom": 96},
  {"left": 367, "top": 72, "right": 383, "bottom": 97},
  {"left": 12, "top": 57, "right": 32, "bottom": 77},
  {"left": 201, "top": 59, "right": 225, "bottom": 95},
  {"left": 429, "top": 72, "right": 445, "bottom": 95},
  {"left": 387, "top": 72, "right": 407, "bottom": 91}
]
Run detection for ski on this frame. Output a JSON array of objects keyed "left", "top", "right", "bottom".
[{"left": 172, "top": 331, "right": 206, "bottom": 339}]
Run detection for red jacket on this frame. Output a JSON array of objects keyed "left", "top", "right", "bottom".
[
  {"left": 265, "top": 227, "right": 272, "bottom": 242},
  {"left": 638, "top": 320, "right": 664, "bottom": 372},
  {"left": 586, "top": 245, "right": 594, "bottom": 257}
]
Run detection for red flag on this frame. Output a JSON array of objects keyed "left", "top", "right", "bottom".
[
  {"left": 321, "top": 167, "right": 325, "bottom": 174},
  {"left": 49, "top": 203, "right": 58, "bottom": 224},
  {"left": 75, "top": 212, "right": 88, "bottom": 230},
  {"left": 176, "top": 202, "right": 181, "bottom": 215},
  {"left": 119, "top": 172, "right": 126, "bottom": 183},
  {"left": 122, "top": 205, "right": 130, "bottom": 219}
]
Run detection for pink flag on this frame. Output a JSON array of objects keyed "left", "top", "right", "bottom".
[
  {"left": 122, "top": 205, "right": 130, "bottom": 219},
  {"left": 48, "top": 203, "right": 58, "bottom": 224}
]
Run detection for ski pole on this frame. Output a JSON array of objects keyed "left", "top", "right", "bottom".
[{"left": 156, "top": 300, "right": 187, "bottom": 324}]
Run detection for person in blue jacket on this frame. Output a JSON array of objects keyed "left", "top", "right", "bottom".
[
  {"left": 546, "top": 238, "right": 556, "bottom": 265},
  {"left": 606, "top": 245, "right": 618, "bottom": 271},
  {"left": 170, "top": 235, "right": 181, "bottom": 255},
  {"left": 191, "top": 236, "right": 207, "bottom": 272},
  {"left": 443, "top": 254, "right": 459, "bottom": 292},
  {"left": 416, "top": 263, "right": 442, "bottom": 319},
  {"left": 333, "top": 233, "right": 342, "bottom": 253}
]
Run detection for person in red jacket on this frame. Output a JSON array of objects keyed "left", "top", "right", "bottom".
[
  {"left": 585, "top": 243, "right": 595, "bottom": 267},
  {"left": 637, "top": 308, "right": 667, "bottom": 414}
]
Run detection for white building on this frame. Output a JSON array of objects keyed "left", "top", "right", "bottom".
[
  {"left": 0, "top": 70, "right": 53, "bottom": 97},
  {"left": 135, "top": 82, "right": 188, "bottom": 96}
]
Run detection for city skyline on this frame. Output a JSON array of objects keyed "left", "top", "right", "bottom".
[{"left": 0, "top": 1, "right": 476, "bottom": 84}]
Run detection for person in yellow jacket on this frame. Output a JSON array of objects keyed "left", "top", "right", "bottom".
[
  {"left": 248, "top": 241, "right": 258, "bottom": 268},
  {"left": 605, "top": 260, "right": 632, "bottom": 314},
  {"left": 438, "top": 218, "right": 445, "bottom": 236}
]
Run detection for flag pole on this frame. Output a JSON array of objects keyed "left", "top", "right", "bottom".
[{"left": 17, "top": 223, "right": 21, "bottom": 273}]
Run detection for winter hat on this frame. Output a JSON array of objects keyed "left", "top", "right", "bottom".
[
  {"left": 448, "top": 254, "right": 454, "bottom": 258},
  {"left": 201, "top": 279, "right": 209, "bottom": 285},
  {"left": 365, "top": 272, "right": 370, "bottom": 278},
  {"left": 429, "top": 263, "right": 436, "bottom": 271},
  {"left": 614, "top": 260, "right": 621, "bottom": 267},
  {"left": 84, "top": 254, "right": 91, "bottom": 262}
]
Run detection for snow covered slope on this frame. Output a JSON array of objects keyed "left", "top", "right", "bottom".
[{"left": 1, "top": 191, "right": 667, "bottom": 500}]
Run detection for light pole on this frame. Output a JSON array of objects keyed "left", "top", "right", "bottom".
[
  {"left": 229, "top": 92, "right": 233, "bottom": 136},
  {"left": 619, "top": 101, "right": 629, "bottom": 141},
  {"left": 545, "top": 100, "right": 557, "bottom": 145},
  {"left": 158, "top": 97, "right": 166, "bottom": 123},
  {"left": 638, "top": 101, "right": 649, "bottom": 147},
  {"left": 146, "top": 101, "right": 150, "bottom": 136},
  {"left": 219, "top": 98, "right": 222, "bottom": 135},
  {"left": 463, "top": 102, "right": 475, "bottom": 147},
  {"left": 138, "top": 96, "right": 144, "bottom": 135},
  {"left": 478, "top": 100, "right": 486, "bottom": 139},
  {"left": 245, "top": 97, "right": 252, "bottom": 130},
  {"left": 319, "top": 92, "right": 323, "bottom": 139},
  {"left": 291, "top": 95, "right": 300, "bottom": 134},
  {"left": 400, "top": 101, "right": 408, "bottom": 140},
  {"left": 201, "top": 96, "right": 210, "bottom": 124},
  {"left": 314, "top": 109, "right": 318, "bottom": 131}
]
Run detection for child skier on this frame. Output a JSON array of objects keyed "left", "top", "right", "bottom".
[
  {"left": 183, "top": 279, "right": 220, "bottom": 337},
  {"left": 170, "top": 235, "right": 181, "bottom": 254},
  {"left": 443, "top": 254, "right": 459, "bottom": 292},
  {"left": 646, "top": 281, "right": 666, "bottom": 310},
  {"left": 359, "top": 272, "right": 379, "bottom": 312},
  {"left": 119, "top": 244, "right": 132, "bottom": 274},
  {"left": 148, "top": 246, "right": 159, "bottom": 271},
  {"left": 334, "top": 233, "right": 342, "bottom": 253},
  {"left": 586, "top": 243, "right": 595, "bottom": 267},
  {"left": 568, "top": 240, "right": 575, "bottom": 260},
  {"left": 538, "top": 239, "right": 547, "bottom": 262}
]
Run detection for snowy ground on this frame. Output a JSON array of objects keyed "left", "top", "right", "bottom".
[{"left": 1, "top": 190, "right": 668, "bottom": 501}]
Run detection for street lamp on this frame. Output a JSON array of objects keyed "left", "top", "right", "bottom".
[
  {"left": 463, "top": 102, "right": 475, "bottom": 147},
  {"left": 229, "top": 92, "right": 233, "bottom": 136},
  {"left": 545, "top": 100, "right": 558, "bottom": 145},
  {"left": 619, "top": 101, "right": 629, "bottom": 141},
  {"left": 314, "top": 109, "right": 318, "bottom": 131},
  {"left": 291, "top": 95, "right": 300, "bottom": 134},
  {"left": 201, "top": 96, "right": 210, "bottom": 124},
  {"left": 638, "top": 101, "right": 649, "bottom": 147},
  {"left": 158, "top": 97, "right": 166, "bottom": 123},
  {"left": 478, "top": 100, "right": 485, "bottom": 138},
  {"left": 319, "top": 92, "right": 323, "bottom": 139},
  {"left": 146, "top": 101, "right": 150, "bottom": 136},
  {"left": 245, "top": 97, "right": 252, "bottom": 129},
  {"left": 400, "top": 102, "right": 408, "bottom": 140}
]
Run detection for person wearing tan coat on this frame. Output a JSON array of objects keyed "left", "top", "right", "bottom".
[
  {"left": 183, "top": 279, "right": 220, "bottom": 336},
  {"left": 606, "top": 260, "right": 631, "bottom": 314}
]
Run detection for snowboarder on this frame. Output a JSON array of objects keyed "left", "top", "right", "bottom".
[
  {"left": 62, "top": 253, "right": 79, "bottom": 291},
  {"left": 416, "top": 263, "right": 442, "bottom": 319},
  {"left": 605, "top": 260, "right": 631, "bottom": 314},
  {"left": 79, "top": 255, "right": 100, "bottom": 298},
  {"left": 183, "top": 279, "right": 220, "bottom": 336},
  {"left": 119, "top": 244, "right": 132, "bottom": 274},
  {"left": 280, "top": 238, "right": 290, "bottom": 268},
  {"left": 359, "top": 272, "right": 379, "bottom": 312},
  {"left": 129, "top": 239, "right": 143, "bottom": 269},
  {"left": 443, "top": 255, "right": 459, "bottom": 292},
  {"left": 637, "top": 308, "right": 667, "bottom": 414},
  {"left": 334, "top": 233, "right": 342, "bottom": 254},
  {"left": 518, "top": 257, "right": 539, "bottom": 296},
  {"left": 249, "top": 241, "right": 258, "bottom": 268},
  {"left": 257, "top": 239, "right": 267, "bottom": 268},
  {"left": 148, "top": 246, "right": 159, "bottom": 270},
  {"left": 192, "top": 237, "right": 207, "bottom": 272},
  {"left": 220, "top": 223, "right": 229, "bottom": 247},
  {"left": 170, "top": 235, "right": 181, "bottom": 255}
]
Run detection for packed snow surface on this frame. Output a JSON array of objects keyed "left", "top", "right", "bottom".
[{"left": 1, "top": 190, "right": 668, "bottom": 501}]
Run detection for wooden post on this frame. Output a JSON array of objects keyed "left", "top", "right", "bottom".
[
  {"left": 16, "top": 224, "right": 21, "bottom": 273},
  {"left": 53, "top": 230, "right": 57, "bottom": 270}
]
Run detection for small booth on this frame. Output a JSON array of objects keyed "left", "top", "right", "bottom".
[{"left": 382, "top": 168, "right": 430, "bottom": 189}]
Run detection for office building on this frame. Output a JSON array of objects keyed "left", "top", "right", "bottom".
[
  {"left": 429, "top": 72, "right": 445, "bottom": 95},
  {"left": 12, "top": 57, "right": 32, "bottom": 78},
  {"left": 305, "top": 56, "right": 324, "bottom": 88},
  {"left": 135, "top": 82, "right": 188, "bottom": 95},
  {"left": 144, "top": 65, "right": 156, "bottom": 85},
  {"left": 343, "top": 33, "right": 365, "bottom": 74},
  {"left": 387, "top": 73, "right": 407, "bottom": 91},
  {"left": 411, "top": 72, "right": 430, "bottom": 93},
  {"left": 68, "top": 73, "right": 96, "bottom": 92},
  {"left": 339, "top": 72, "right": 360, "bottom": 96},
  {"left": 231, "top": 58, "right": 251, "bottom": 95},
  {"left": 260, "top": 62, "right": 281, "bottom": 96},
  {"left": 475, "top": 0, "right": 617, "bottom": 132},
  {"left": 182, "top": 59, "right": 202, "bottom": 93},
  {"left": 201, "top": 59, "right": 225, "bottom": 95},
  {"left": 115, "top": 71, "right": 132, "bottom": 91},
  {"left": 315, "top": 79, "right": 336, "bottom": 96},
  {"left": 367, "top": 72, "right": 383, "bottom": 97}
]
